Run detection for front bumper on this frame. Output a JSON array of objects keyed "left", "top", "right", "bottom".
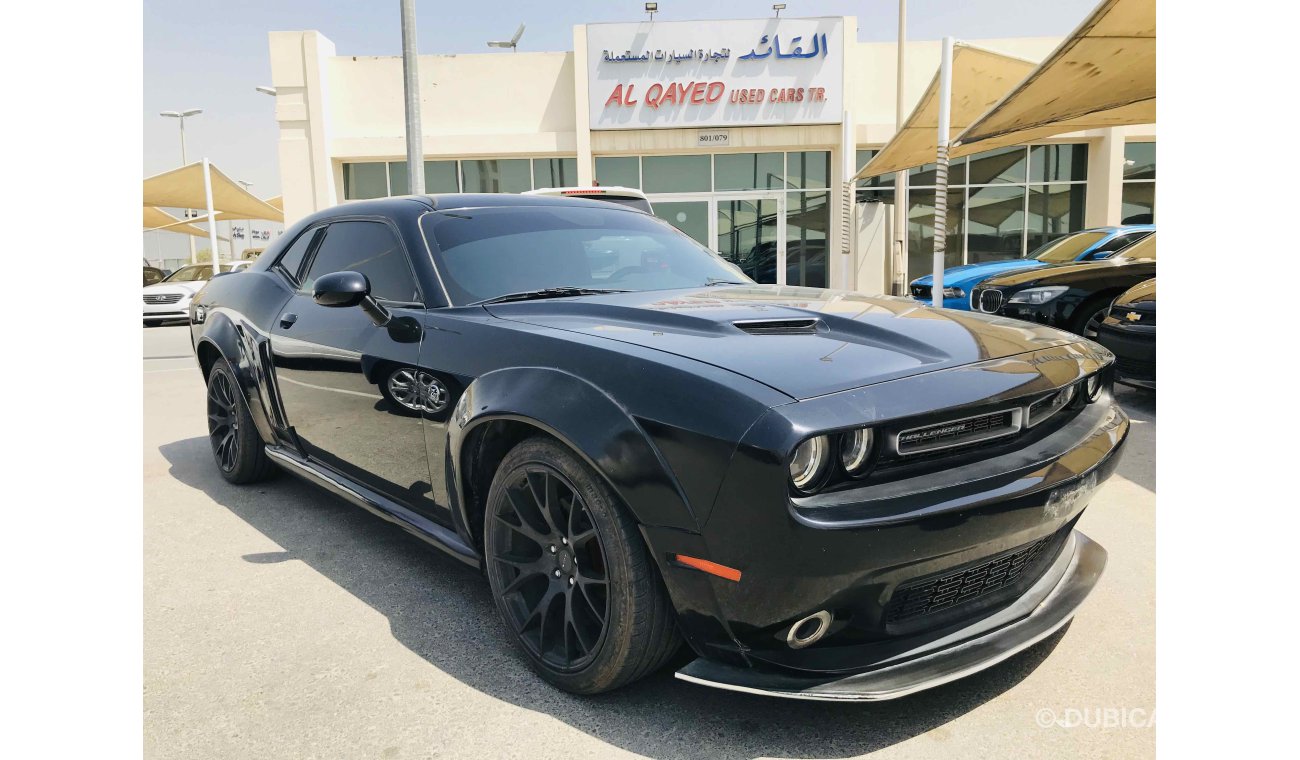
[
  {"left": 675, "top": 530, "right": 1104, "bottom": 700},
  {"left": 1095, "top": 323, "right": 1156, "bottom": 389}
]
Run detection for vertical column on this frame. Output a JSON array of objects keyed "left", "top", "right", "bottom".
[
  {"left": 269, "top": 31, "right": 337, "bottom": 225},
  {"left": 1085, "top": 127, "right": 1124, "bottom": 227},
  {"left": 572, "top": 25, "right": 594, "bottom": 185}
]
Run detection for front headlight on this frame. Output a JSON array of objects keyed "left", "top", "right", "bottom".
[
  {"left": 789, "top": 436, "right": 830, "bottom": 493},
  {"left": 940, "top": 287, "right": 965, "bottom": 299},
  {"left": 1086, "top": 373, "right": 1103, "bottom": 401},
  {"left": 839, "top": 428, "right": 875, "bottom": 476},
  {"left": 1007, "top": 285, "right": 1068, "bottom": 305}
]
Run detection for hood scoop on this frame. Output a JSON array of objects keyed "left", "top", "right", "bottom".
[{"left": 733, "top": 317, "right": 821, "bottom": 335}]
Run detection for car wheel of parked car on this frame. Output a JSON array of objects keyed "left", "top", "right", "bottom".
[
  {"left": 206, "top": 359, "right": 276, "bottom": 484},
  {"left": 1073, "top": 299, "right": 1112, "bottom": 340},
  {"left": 484, "top": 436, "right": 680, "bottom": 694}
]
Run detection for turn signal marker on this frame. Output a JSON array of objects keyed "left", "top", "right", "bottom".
[{"left": 674, "top": 554, "right": 742, "bottom": 582}]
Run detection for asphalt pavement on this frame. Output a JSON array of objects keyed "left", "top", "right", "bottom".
[{"left": 143, "top": 324, "right": 1155, "bottom": 759}]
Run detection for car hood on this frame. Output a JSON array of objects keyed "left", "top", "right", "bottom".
[
  {"left": 485, "top": 285, "right": 1078, "bottom": 400},
  {"left": 143, "top": 281, "right": 204, "bottom": 296},
  {"left": 912, "top": 259, "right": 1047, "bottom": 289},
  {"left": 981, "top": 259, "right": 1150, "bottom": 289}
]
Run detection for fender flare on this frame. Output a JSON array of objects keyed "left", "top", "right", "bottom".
[
  {"left": 447, "top": 366, "right": 699, "bottom": 542},
  {"left": 194, "top": 310, "right": 280, "bottom": 445}
]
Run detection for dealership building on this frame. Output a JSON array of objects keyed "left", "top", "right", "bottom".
[{"left": 267, "top": 15, "right": 1155, "bottom": 293}]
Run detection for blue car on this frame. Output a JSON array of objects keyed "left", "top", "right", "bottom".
[{"left": 909, "top": 225, "right": 1156, "bottom": 310}]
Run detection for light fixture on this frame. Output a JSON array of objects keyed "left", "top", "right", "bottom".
[
  {"left": 773, "top": 3, "right": 786, "bottom": 17},
  {"left": 487, "top": 23, "right": 525, "bottom": 52},
  {"left": 255, "top": 86, "right": 277, "bottom": 96},
  {"left": 645, "top": 2, "right": 658, "bottom": 20},
  {"left": 160, "top": 108, "right": 203, "bottom": 119}
]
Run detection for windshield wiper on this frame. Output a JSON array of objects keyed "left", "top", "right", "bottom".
[
  {"left": 704, "top": 278, "right": 748, "bottom": 286},
  {"left": 470, "top": 287, "right": 630, "bottom": 306}
]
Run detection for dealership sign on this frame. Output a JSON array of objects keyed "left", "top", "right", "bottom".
[{"left": 586, "top": 18, "right": 844, "bottom": 131}]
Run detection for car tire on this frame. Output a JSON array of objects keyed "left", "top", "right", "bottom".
[
  {"left": 206, "top": 358, "right": 277, "bottom": 484},
  {"left": 1071, "top": 297, "right": 1112, "bottom": 340},
  {"left": 484, "top": 435, "right": 681, "bottom": 694}
]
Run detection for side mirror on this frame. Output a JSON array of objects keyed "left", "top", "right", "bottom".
[
  {"left": 312, "top": 270, "right": 391, "bottom": 326},
  {"left": 313, "top": 270, "right": 370, "bottom": 307}
]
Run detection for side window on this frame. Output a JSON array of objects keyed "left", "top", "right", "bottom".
[
  {"left": 273, "top": 228, "right": 320, "bottom": 282},
  {"left": 301, "top": 221, "right": 420, "bottom": 303}
]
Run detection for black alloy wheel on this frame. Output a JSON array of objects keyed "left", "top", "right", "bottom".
[
  {"left": 207, "top": 369, "right": 242, "bottom": 473},
  {"left": 488, "top": 464, "right": 610, "bottom": 672},
  {"left": 205, "top": 358, "right": 276, "bottom": 484},
  {"left": 484, "top": 436, "right": 681, "bottom": 694}
]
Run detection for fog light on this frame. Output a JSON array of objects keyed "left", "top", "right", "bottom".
[
  {"left": 789, "top": 436, "right": 830, "bottom": 493},
  {"left": 839, "top": 428, "right": 874, "bottom": 476}
]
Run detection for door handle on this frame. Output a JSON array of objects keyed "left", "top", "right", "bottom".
[{"left": 279, "top": 313, "right": 298, "bottom": 329}]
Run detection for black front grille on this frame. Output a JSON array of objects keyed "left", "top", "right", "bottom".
[
  {"left": 143, "top": 293, "right": 183, "bottom": 305},
  {"left": 974, "top": 288, "right": 1004, "bottom": 313},
  {"left": 896, "top": 409, "right": 1018, "bottom": 455},
  {"left": 911, "top": 285, "right": 931, "bottom": 299},
  {"left": 1115, "top": 356, "right": 1156, "bottom": 379},
  {"left": 885, "top": 536, "right": 1055, "bottom": 624}
]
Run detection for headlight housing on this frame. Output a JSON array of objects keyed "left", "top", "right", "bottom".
[
  {"left": 940, "top": 287, "right": 965, "bottom": 299},
  {"left": 1007, "top": 285, "right": 1068, "bottom": 305},
  {"left": 789, "top": 436, "right": 830, "bottom": 493},
  {"left": 839, "top": 428, "right": 875, "bottom": 476},
  {"left": 1086, "top": 373, "right": 1103, "bottom": 401}
]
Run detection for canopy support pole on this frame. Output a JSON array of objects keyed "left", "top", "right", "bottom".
[
  {"left": 931, "top": 36, "right": 953, "bottom": 309},
  {"left": 202, "top": 158, "right": 218, "bottom": 265}
]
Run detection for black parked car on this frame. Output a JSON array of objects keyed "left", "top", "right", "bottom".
[
  {"left": 188, "top": 194, "right": 1128, "bottom": 700},
  {"left": 1094, "top": 278, "right": 1156, "bottom": 389},
  {"left": 970, "top": 233, "right": 1157, "bottom": 338}
]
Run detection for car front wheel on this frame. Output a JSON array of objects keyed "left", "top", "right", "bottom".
[
  {"left": 206, "top": 358, "right": 276, "bottom": 484},
  {"left": 484, "top": 436, "right": 680, "bottom": 694}
]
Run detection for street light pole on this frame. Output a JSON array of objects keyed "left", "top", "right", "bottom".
[
  {"left": 161, "top": 108, "right": 203, "bottom": 264},
  {"left": 236, "top": 180, "right": 253, "bottom": 260},
  {"left": 400, "top": 0, "right": 425, "bottom": 195}
]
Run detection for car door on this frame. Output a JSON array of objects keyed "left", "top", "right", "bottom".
[{"left": 269, "top": 218, "right": 436, "bottom": 511}]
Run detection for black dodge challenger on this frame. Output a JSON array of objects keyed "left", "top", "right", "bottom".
[{"left": 188, "top": 194, "right": 1127, "bottom": 700}]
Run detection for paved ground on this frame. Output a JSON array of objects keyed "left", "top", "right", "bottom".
[{"left": 144, "top": 324, "right": 1155, "bottom": 759}]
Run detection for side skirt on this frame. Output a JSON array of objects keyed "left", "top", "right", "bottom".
[{"left": 265, "top": 445, "right": 481, "bottom": 569}]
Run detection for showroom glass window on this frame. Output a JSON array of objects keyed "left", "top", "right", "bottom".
[
  {"left": 1122, "top": 142, "right": 1155, "bottom": 223},
  {"left": 300, "top": 222, "right": 420, "bottom": 303},
  {"left": 341, "top": 158, "right": 583, "bottom": 199},
  {"left": 855, "top": 144, "right": 1088, "bottom": 280}
]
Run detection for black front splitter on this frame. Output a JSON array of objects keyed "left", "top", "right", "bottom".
[{"left": 674, "top": 531, "right": 1106, "bottom": 701}]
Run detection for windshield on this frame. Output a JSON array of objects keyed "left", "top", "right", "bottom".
[
  {"left": 1116, "top": 234, "right": 1156, "bottom": 261},
  {"left": 421, "top": 206, "right": 750, "bottom": 305},
  {"left": 162, "top": 264, "right": 213, "bottom": 282},
  {"left": 1030, "top": 232, "right": 1107, "bottom": 263}
]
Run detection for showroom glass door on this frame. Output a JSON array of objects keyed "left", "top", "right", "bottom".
[
  {"left": 714, "top": 193, "right": 786, "bottom": 284},
  {"left": 648, "top": 193, "right": 788, "bottom": 284}
]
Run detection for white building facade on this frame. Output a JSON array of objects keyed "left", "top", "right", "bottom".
[{"left": 268, "top": 16, "right": 1155, "bottom": 293}]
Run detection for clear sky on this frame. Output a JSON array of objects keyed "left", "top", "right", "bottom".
[{"left": 143, "top": 0, "right": 1098, "bottom": 199}]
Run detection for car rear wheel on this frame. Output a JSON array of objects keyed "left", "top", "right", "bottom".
[
  {"left": 206, "top": 359, "right": 276, "bottom": 484},
  {"left": 484, "top": 436, "right": 680, "bottom": 694}
]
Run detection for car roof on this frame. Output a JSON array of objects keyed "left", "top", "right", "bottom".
[{"left": 327, "top": 193, "right": 641, "bottom": 216}]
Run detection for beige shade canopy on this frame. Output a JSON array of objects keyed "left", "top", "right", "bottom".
[
  {"left": 954, "top": 0, "right": 1155, "bottom": 151},
  {"left": 853, "top": 44, "right": 1038, "bottom": 180},
  {"left": 143, "top": 206, "right": 214, "bottom": 238},
  {"left": 142, "top": 162, "right": 285, "bottom": 223}
]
